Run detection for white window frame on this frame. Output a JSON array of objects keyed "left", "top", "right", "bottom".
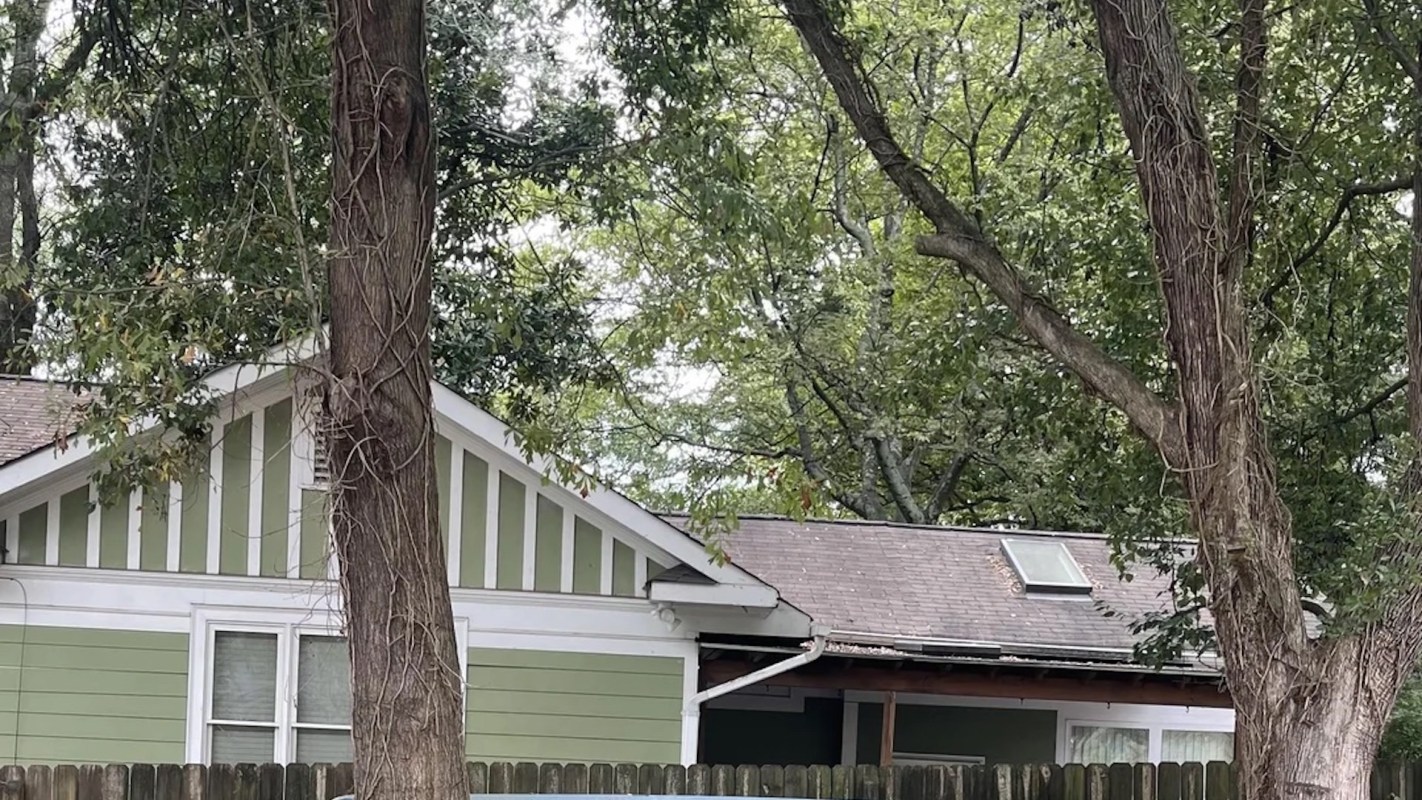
[
  {"left": 1061, "top": 718, "right": 1235, "bottom": 764},
  {"left": 187, "top": 606, "right": 469, "bottom": 764}
]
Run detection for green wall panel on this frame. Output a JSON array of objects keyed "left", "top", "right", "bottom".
[
  {"left": 459, "top": 452, "right": 488, "bottom": 588},
  {"left": 260, "top": 399, "right": 293, "bottom": 577},
  {"left": 612, "top": 540, "right": 636, "bottom": 597},
  {"left": 299, "top": 489, "right": 329, "bottom": 579},
  {"left": 57, "top": 487, "right": 87, "bottom": 566},
  {"left": 16, "top": 505, "right": 44, "bottom": 565},
  {"left": 0, "top": 624, "right": 187, "bottom": 764},
  {"left": 465, "top": 647, "right": 682, "bottom": 764},
  {"left": 534, "top": 495, "right": 562, "bottom": 592},
  {"left": 178, "top": 465, "right": 209, "bottom": 574},
  {"left": 855, "top": 702, "right": 1058, "bottom": 766},
  {"left": 98, "top": 494, "right": 128, "bottom": 569},
  {"left": 496, "top": 472, "right": 524, "bottom": 590},
  {"left": 571, "top": 517, "right": 601, "bottom": 594},
  {"left": 139, "top": 484, "right": 169, "bottom": 572},
  {"left": 219, "top": 415, "right": 252, "bottom": 575}
]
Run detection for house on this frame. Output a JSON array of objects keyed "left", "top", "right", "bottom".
[{"left": 0, "top": 346, "right": 1233, "bottom": 768}]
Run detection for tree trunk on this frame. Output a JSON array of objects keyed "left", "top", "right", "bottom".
[
  {"left": 326, "top": 1, "right": 467, "bottom": 799},
  {"left": 0, "top": 0, "right": 47, "bottom": 374}
]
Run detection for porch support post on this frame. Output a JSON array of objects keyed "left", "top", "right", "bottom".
[{"left": 879, "top": 690, "right": 897, "bottom": 766}]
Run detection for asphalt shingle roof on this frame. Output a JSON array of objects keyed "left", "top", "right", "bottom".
[
  {"left": 0, "top": 375, "right": 84, "bottom": 465},
  {"left": 663, "top": 514, "right": 1185, "bottom": 656}
]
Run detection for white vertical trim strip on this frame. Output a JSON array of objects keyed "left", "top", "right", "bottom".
[
  {"left": 483, "top": 467, "right": 498, "bottom": 589},
  {"left": 126, "top": 487, "right": 142, "bottom": 569},
  {"left": 559, "top": 510, "right": 574, "bottom": 593},
  {"left": 447, "top": 445, "right": 464, "bottom": 586},
  {"left": 521, "top": 486, "right": 536, "bottom": 590},
  {"left": 247, "top": 407, "right": 266, "bottom": 577},
  {"left": 81, "top": 485, "right": 97, "bottom": 565},
  {"left": 326, "top": 512, "right": 339, "bottom": 580},
  {"left": 48, "top": 495, "right": 63, "bottom": 566},
  {"left": 166, "top": 481, "right": 182, "bottom": 572},
  {"left": 4, "top": 514, "right": 17, "bottom": 565},
  {"left": 206, "top": 424, "right": 224, "bottom": 574},
  {"left": 599, "top": 529, "right": 613, "bottom": 595},
  {"left": 634, "top": 553, "right": 648, "bottom": 598},
  {"left": 286, "top": 401, "right": 302, "bottom": 579},
  {"left": 678, "top": 650, "right": 700, "bottom": 766}
]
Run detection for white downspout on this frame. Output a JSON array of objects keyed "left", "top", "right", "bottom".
[{"left": 680, "top": 625, "right": 830, "bottom": 765}]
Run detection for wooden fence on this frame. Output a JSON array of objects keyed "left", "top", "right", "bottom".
[{"left": 0, "top": 763, "right": 1413, "bottom": 800}]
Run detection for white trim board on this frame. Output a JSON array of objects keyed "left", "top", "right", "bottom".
[{"left": 0, "top": 565, "right": 709, "bottom": 642}]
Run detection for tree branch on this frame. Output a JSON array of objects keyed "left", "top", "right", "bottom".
[
  {"left": 1334, "top": 376, "right": 1409, "bottom": 426},
  {"left": 1259, "top": 176, "right": 1412, "bottom": 308},
  {"left": 781, "top": 0, "right": 1184, "bottom": 467},
  {"left": 925, "top": 450, "right": 972, "bottom": 521}
]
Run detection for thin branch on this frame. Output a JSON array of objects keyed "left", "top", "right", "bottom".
[
  {"left": 1334, "top": 377, "right": 1408, "bottom": 426},
  {"left": 925, "top": 450, "right": 973, "bottom": 521},
  {"left": 1259, "top": 176, "right": 1412, "bottom": 308}
]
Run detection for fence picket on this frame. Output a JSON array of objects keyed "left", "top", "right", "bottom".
[
  {"left": 640, "top": 764, "right": 664, "bottom": 796},
  {"left": 1, "top": 765, "right": 24, "bottom": 800},
  {"left": 152, "top": 766, "right": 180, "bottom": 800},
  {"left": 662, "top": 766, "right": 687, "bottom": 796},
  {"left": 76, "top": 766, "right": 102, "bottom": 800},
  {"left": 52, "top": 767, "right": 77, "bottom": 800},
  {"left": 539, "top": 763, "right": 562, "bottom": 795},
  {"left": 686, "top": 766, "right": 711, "bottom": 796},
  {"left": 27, "top": 765, "right": 52, "bottom": 800},
  {"left": 560, "top": 764, "right": 587, "bottom": 795},
  {"left": 512, "top": 763, "right": 538, "bottom": 795}
]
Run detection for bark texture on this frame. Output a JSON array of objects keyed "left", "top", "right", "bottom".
[
  {"left": 326, "top": 1, "right": 467, "bottom": 799},
  {"left": 780, "top": 0, "right": 1422, "bottom": 798}
]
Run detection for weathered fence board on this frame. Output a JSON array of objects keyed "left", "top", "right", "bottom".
[{"left": 0, "top": 763, "right": 1403, "bottom": 800}]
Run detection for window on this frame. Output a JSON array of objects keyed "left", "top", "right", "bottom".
[
  {"left": 1068, "top": 725, "right": 1149, "bottom": 764},
  {"left": 1000, "top": 539, "right": 1092, "bottom": 594},
  {"left": 207, "top": 628, "right": 351, "bottom": 764},
  {"left": 1161, "top": 730, "right": 1234, "bottom": 763},
  {"left": 1065, "top": 721, "right": 1234, "bottom": 764}
]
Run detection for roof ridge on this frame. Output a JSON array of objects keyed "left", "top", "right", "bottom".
[{"left": 657, "top": 511, "right": 1118, "bottom": 541}]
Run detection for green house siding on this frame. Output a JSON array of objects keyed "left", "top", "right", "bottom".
[
  {"left": 466, "top": 648, "right": 682, "bottom": 764},
  {"left": 57, "top": 487, "right": 87, "bottom": 567},
  {"left": 218, "top": 415, "right": 253, "bottom": 576},
  {"left": 0, "top": 625, "right": 188, "bottom": 764},
  {"left": 0, "top": 390, "right": 682, "bottom": 600},
  {"left": 855, "top": 702, "right": 1058, "bottom": 766}
]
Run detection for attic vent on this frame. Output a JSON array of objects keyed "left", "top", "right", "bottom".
[
  {"left": 310, "top": 418, "right": 331, "bottom": 486},
  {"left": 1001, "top": 539, "right": 1092, "bottom": 595}
]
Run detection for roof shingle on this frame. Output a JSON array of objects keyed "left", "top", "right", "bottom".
[{"left": 0, "top": 376, "right": 85, "bottom": 465}]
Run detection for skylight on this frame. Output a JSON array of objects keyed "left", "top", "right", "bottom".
[{"left": 1000, "top": 539, "right": 1092, "bottom": 595}]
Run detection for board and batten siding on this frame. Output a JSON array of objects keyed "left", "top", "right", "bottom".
[
  {"left": 465, "top": 648, "right": 683, "bottom": 764},
  {"left": 0, "top": 624, "right": 187, "bottom": 764},
  {"left": 0, "top": 391, "right": 674, "bottom": 600}
]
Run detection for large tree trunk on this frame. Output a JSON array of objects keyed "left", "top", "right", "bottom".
[{"left": 326, "top": 1, "right": 468, "bottom": 799}]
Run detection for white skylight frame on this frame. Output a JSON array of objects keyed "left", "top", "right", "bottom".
[{"left": 1000, "top": 538, "right": 1093, "bottom": 595}]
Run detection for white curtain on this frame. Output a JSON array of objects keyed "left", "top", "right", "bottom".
[
  {"left": 1161, "top": 730, "right": 1234, "bottom": 763},
  {"left": 1068, "top": 726, "right": 1149, "bottom": 764}
]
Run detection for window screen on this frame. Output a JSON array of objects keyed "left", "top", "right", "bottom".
[
  {"left": 1162, "top": 730, "right": 1234, "bottom": 763},
  {"left": 1001, "top": 539, "right": 1092, "bottom": 593},
  {"left": 1068, "top": 725, "right": 1148, "bottom": 764},
  {"left": 210, "top": 631, "right": 279, "bottom": 763}
]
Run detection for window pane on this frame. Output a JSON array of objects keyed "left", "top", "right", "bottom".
[
  {"left": 295, "top": 728, "right": 353, "bottom": 763},
  {"left": 212, "top": 632, "right": 278, "bottom": 722},
  {"left": 211, "top": 725, "right": 275, "bottom": 763},
  {"left": 1002, "top": 540, "right": 1089, "bottom": 587},
  {"left": 297, "top": 635, "right": 351, "bottom": 724},
  {"left": 1162, "top": 730, "right": 1234, "bottom": 763},
  {"left": 1069, "top": 725, "right": 1148, "bottom": 764}
]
